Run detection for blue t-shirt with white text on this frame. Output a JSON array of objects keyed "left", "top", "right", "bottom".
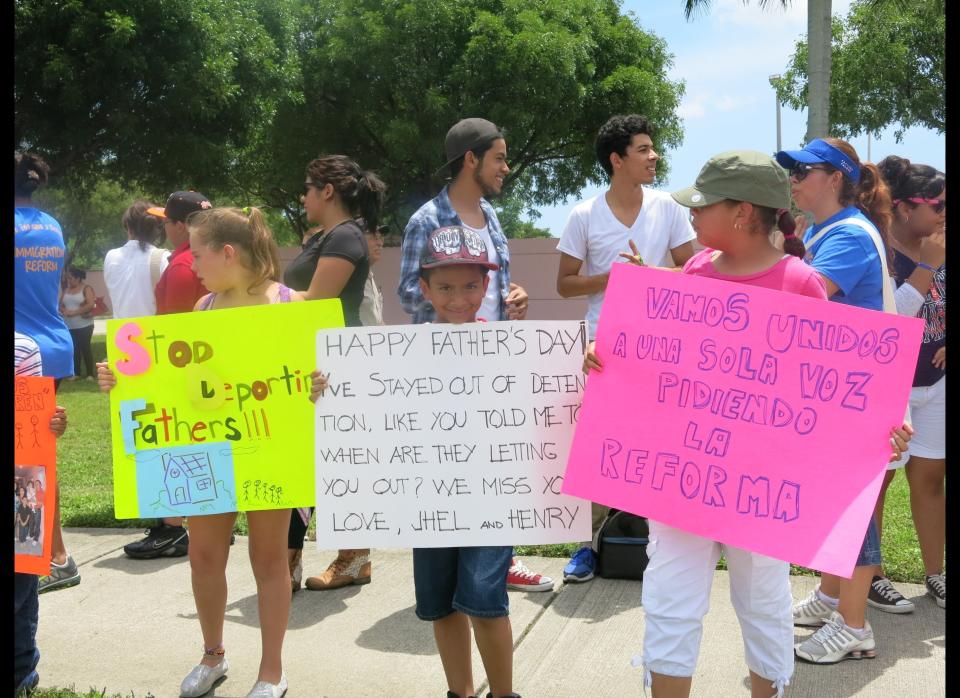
[
  {"left": 803, "top": 206, "right": 883, "bottom": 311},
  {"left": 15, "top": 207, "right": 74, "bottom": 378}
]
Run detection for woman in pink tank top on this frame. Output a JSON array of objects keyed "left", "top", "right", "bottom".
[{"left": 98, "top": 207, "right": 302, "bottom": 698}]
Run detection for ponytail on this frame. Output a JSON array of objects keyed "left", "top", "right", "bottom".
[
  {"left": 245, "top": 207, "right": 281, "bottom": 291},
  {"left": 823, "top": 138, "right": 894, "bottom": 271},
  {"left": 122, "top": 200, "right": 165, "bottom": 252},
  {"left": 776, "top": 209, "right": 807, "bottom": 259},
  {"left": 853, "top": 164, "right": 894, "bottom": 270},
  {"left": 305, "top": 155, "right": 387, "bottom": 230},
  {"left": 188, "top": 207, "right": 281, "bottom": 294},
  {"left": 353, "top": 170, "right": 387, "bottom": 233}
]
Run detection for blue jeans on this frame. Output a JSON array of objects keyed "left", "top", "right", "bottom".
[
  {"left": 413, "top": 545, "right": 512, "bottom": 620},
  {"left": 854, "top": 516, "right": 882, "bottom": 567},
  {"left": 14, "top": 573, "right": 40, "bottom": 694}
]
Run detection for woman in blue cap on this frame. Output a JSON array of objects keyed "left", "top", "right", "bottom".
[{"left": 776, "top": 137, "right": 914, "bottom": 664}]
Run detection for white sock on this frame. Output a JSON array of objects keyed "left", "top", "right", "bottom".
[
  {"left": 845, "top": 623, "right": 868, "bottom": 638},
  {"left": 816, "top": 587, "right": 839, "bottom": 605}
]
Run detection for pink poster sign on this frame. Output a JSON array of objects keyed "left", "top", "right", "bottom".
[{"left": 562, "top": 264, "right": 923, "bottom": 578}]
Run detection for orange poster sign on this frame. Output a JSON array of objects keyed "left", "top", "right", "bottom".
[{"left": 14, "top": 375, "right": 57, "bottom": 575}]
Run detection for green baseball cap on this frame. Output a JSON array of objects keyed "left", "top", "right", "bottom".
[{"left": 671, "top": 150, "right": 791, "bottom": 210}]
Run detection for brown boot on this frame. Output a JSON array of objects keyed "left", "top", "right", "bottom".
[
  {"left": 305, "top": 548, "right": 371, "bottom": 590},
  {"left": 288, "top": 548, "right": 303, "bottom": 594}
]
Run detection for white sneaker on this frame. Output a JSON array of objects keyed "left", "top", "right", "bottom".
[
  {"left": 246, "top": 672, "right": 288, "bottom": 698},
  {"left": 792, "top": 586, "right": 837, "bottom": 627},
  {"left": 795, "top": 611, "right": 876, "bottom": 664},
  {"left": 180, "top": 657, "right": 229, "bottom": 697}
]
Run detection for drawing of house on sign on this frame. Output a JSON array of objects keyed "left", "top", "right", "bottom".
[{"left": 163, "top": 452, "right": 218, "bottom": 506}]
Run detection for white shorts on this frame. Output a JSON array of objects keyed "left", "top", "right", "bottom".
[
  {"left": 640, "top": 521, "right": 793, "bottom": 687},
  {"left": 888, "top": 376, "right": 945, "bottom": 469}
]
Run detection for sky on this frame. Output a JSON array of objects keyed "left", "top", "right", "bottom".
[{"left": 529, "top": 0, "right": 946, "bottom": 236}]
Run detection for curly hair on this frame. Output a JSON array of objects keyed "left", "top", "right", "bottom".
[{"left": 595, "top": 115, "right": 654, "bottom": 178}]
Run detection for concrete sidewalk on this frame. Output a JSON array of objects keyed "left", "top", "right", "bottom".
[{"left": 37, "top": 529, "right": 944, "bottom": 697}]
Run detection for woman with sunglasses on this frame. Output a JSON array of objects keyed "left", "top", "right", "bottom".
[
  {"left": 282, "top": 155, "right": 387, "bottom": 594},
  {"left": 775, "top": 137, "right": 913, "bottom": 665},
  {"left": 867, "top": 156, "right": 946, "bottom": 613}
]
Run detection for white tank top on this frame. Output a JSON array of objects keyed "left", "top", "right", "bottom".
[{"left": 61, "top": 288, "right": 95, "bottom": 330}]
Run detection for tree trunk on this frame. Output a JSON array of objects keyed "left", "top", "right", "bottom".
[{"left": 806, "top": 0, "right": 832, "bottom": 140}]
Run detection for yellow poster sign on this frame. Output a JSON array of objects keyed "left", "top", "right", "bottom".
[{"left": 106, "top": 300, "right": 343, "bottom": 518}]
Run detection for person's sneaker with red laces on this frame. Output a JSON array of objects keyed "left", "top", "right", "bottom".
[{"left": 506, "top": 558, "right": 554, "bottom": 592}]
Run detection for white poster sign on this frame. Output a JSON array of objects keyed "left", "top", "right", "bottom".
[{"left": 314, "top": 321, "right": 592, "bottom": 548}]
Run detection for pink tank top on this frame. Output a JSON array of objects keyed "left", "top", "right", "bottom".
[{"left": 198, "top": 283, "right": 293, "bottom": 310}]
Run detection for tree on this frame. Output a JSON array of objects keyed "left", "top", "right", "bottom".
[
  {"left": 15, "top": 0, "right": 301, "bottom": 198},
  {"left": 682, "top": 0, "right": 836, "bottom": 141},
  {"left": 17, "top": 0, "right": 686, "bottom": 242},
  {"left": 775, "top": 0, "right": 944, "bottom": 143},
  {"left": 31, "top": 177, "right": 145, "bottom": 271},
  {"left": 493, "top": 190, "right": 553, "bottom": 239},
  {"left": 248, "top": 0, "right": 687, "bottom": 237}
]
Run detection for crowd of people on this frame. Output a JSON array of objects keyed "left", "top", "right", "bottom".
[{"left": 13, "top": 111, "right": 944, "bottom": 698}]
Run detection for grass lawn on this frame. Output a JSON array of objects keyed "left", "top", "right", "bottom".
[
  {"left": 56, "top": 336, "right": 935, "bottom": 582},
  {"left": 32, "top": 690, "right": 154, "bottom": 698}
]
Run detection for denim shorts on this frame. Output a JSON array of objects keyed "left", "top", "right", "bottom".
[
  {"left": 855, "top": 515, "right": 882, "bottom": 567},
  {"left": 413, "top": 545, "right": 512, "bottom": 620}
]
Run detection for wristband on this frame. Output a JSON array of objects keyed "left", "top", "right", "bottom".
[{"left": 916, "top": 262, "right": 937, "bottom": 273}]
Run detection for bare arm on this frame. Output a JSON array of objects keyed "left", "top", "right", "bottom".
[
  {"left": 304, "top": 257, "right": 357, "bottom": 301},
  {"left": 670, "top": 241, "right": 696, "bottom": 268},
  {"left": 556, "top": 252, "right": 608, "bottom": 298},
  {"left": 900, "top": 238, "right": 944, "bottom": 297},
  {"left": 815, "top": 272, "right": 841, "bottom": 298}
]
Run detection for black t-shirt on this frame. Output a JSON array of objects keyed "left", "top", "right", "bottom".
[
  {"left": 892, "top": 249, "right": 945, "bottom": 387},
  {"left": 283, "top": 220, "right": 370, "bottom": 327}
]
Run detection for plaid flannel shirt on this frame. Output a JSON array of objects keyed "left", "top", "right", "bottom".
[{"left": 397, "top": 185, "right": 511, "bottom": 323}]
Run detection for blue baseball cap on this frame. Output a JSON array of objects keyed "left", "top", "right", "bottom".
[{"left": 775, "top": 138, "right": 860, "bottom": 184}]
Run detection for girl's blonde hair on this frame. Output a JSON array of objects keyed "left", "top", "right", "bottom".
[{"left": 187, "top": 207, "right": 281, "bottom": 293}]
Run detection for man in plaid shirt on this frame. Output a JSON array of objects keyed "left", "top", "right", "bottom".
[
  {"left": 398, "top": 119, "right": 562, "bottom": 595},
  {"left": 398, "top": 118, "right": 528, "bottom": 323}
]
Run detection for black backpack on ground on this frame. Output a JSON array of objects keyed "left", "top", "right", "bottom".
[{"left": 594, "top": 509, "right": 650, "bottom": 581}]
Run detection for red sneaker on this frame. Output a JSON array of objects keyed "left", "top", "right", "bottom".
[{"left": 507, "top": 558, "right": 554, "bottom": 592}]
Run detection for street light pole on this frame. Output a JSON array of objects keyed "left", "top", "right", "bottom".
[{"left": 769, "top": 74, "right": 782, "bottom": 152}]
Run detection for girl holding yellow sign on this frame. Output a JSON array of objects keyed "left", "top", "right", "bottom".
[{"left": 99, "top": 206, "right": 302, "bottom": 698}]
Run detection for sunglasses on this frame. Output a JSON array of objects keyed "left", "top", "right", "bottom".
[
  {"left": 789, "top": 163, "right": 834, "bottom": 181},
  {"left": 895, "top": 197, "right": 946, "bottom": 214}
]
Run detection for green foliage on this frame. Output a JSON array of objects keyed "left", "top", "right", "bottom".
[
  {"left": 277, "top": 0, "right": 684, "bottom": 231},
  {"left": 15, "top": 0, "right": 301, "bottom": 197},
  {"left": 17, "top": 0, "right": 684, "bottom": 243},
  {"left": 31, "top": 689, "right": 154, "bottom": 698},
  {"left": 775, "top": 0, "right": 944, "bottom": 142},
  {"left": 493, "top": 190, "right": 553, "bottom": 239},
  {"left": 32, "top": 178, "right": 151, "bottom": 270}
]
